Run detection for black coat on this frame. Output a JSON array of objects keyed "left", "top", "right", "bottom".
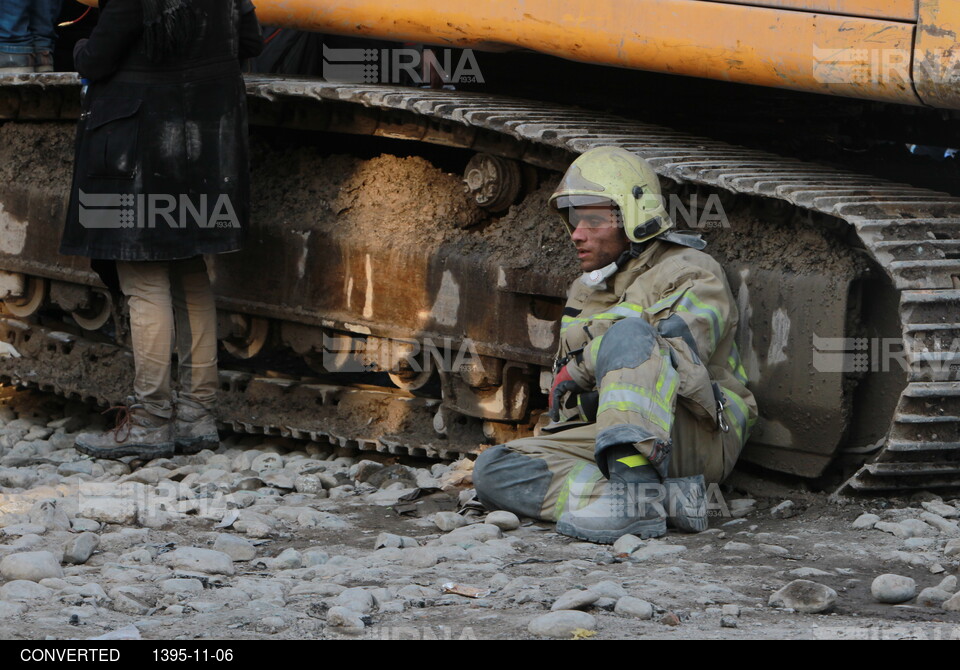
[{"left": 60, "top": 0, "right": 264, "bottom": 262}]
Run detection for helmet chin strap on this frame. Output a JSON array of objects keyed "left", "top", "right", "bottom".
[
  {"left": 619, "top": 241, "right": 646, "bottom": 267},
  {"left": 580, "top": 241, "right": 647, "bottom": 290}
]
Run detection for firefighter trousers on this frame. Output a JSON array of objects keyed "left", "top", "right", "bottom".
[{"left": 474, "top": 319, "right": 748, "bottom": 522}]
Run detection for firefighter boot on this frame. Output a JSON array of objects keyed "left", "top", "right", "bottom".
[
  {"left": 175, "top": 396, "right": 219, "bottom": 454},
  {"left": 664, "top": 475, "right": 708, "bottom": 532},
  {"left": 75, "top": 402, "right": 174, "bottom": 460},
  {"left": 556, "top": 443, "right": 668, "bottom": 544}
]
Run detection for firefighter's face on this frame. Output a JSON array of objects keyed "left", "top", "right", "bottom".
[{"left": 569, "top": 205, "right": 630, "bottom": 272}]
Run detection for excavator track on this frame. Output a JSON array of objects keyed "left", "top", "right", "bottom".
[
  {"left": 0, "top": 315, "right": 469, "bottom": 460},
  {"left": 1, "top": 73, "right": 959, "bottom": 492}
]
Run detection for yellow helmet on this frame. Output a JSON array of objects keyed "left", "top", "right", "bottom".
[{"left": 549, "top": 146, "right": 673, "bottom": 243}]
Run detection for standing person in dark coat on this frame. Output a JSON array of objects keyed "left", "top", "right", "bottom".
[{"left": 61, "top": 0, "right": 263, "bottom": 458}]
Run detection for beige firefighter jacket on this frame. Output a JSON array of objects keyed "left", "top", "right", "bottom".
[{"left": 556, "top": 237, "right": 756, "bottom": 438}]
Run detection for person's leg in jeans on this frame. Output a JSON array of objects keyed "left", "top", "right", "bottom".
[
  {"left": 74, "top": 260, "right": 176, "bottom": 458},
  {"left": 29, "top": 0, "right": 63, "bottom": 72},
  {"left": 0, "top": 0, "right": 35, "bottom": 72},
  {"left": 169, "top": 256, "right": 221, "bottom": 452}
]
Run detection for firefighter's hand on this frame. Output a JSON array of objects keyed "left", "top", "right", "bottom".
[{"left": 549, "top": 365, "right": 581, "bottom": 421}]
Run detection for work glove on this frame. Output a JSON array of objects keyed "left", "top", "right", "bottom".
[{"left": 549, "top": 364, "right": 582, "bottom": 422}]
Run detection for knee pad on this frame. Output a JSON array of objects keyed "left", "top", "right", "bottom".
[
  {"left": 473, "top": 445, "right": 551, "bottom": 520},
  {"left": 595, "top": 317, "right": 658, "bottom": 380}
]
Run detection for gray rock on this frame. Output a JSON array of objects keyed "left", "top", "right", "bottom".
[
  {"left": 0, "top": 601, "right": 26, "bottom": 618},
  {"left": 69, "top": 518, "right": 100, "bottom": 533},
  {"left": 108, "top": 586, "right": 154, "bottom": 615},
  {"left": 943, "top": 593, "right": 960, "bottom": 612},
  {"left": 433, "top": 512, "right": 469, "bottom": 532},
  {"left": 260, "top": 472, "right": 295, "bottom": 490},
  {"left": 28, "top": 500, "right": 71, "bottom": 531},
  {"left": 439, "top": 523, "right": 502, "bottom": 546},
  {"left": 0, "top": 551, "right": 63, "bottom": 582},
  {"left": 295, "top": 510, "right": 350, "bottom": 530},
  {"left": 396, "top": 585, "right": 441, "bottom": 606},
  {"left": 528, "top": 610, "right": 596, "bottom": 638},
  {"left": 303, "top": 549, "right": 329, "bottom": 567},
  {"left": 920, "top": 512, "right": 960, "bottom": 537},
  {"left": 119, "top": 548, "right": 153, "bottom": 565},
  {"left": 630, "top": 539, "right": 686, "bottom": 561},
  {"left": 288, "top": 583, "right": 343, "bottom": 598},
  {"left": 212, "top": 534, "right": 257, "bottom": 562},
  {"left": 272, "top": 548, "right": 303, "bottom": 570},
  {"left": 378, "top": 600, "right": 405, "bottom": 614},
  {"left": 1, "top": 523, "right": 46, "bottom": 537},
  {"left": 78, "top": 494, "right": 138, "bottom": 525},
  {"left": 365, "top": 464, "right": 415, "bottom": 489},
  {"left": 259, "top": 615, "right": 288, "bottom": 633},
  {"left": 768, "top": 580, "right": 837, "bottom": 613},
  {"left": 788, "top": 567, "right": 834, "bottom": 579},
  {"left": 612, "top": 534, "right": 643, "bottom": 556},
  {"left": 589, "top": 580, "right": 627, "bottom": 600},
  {"left": 723, "top": 541, "right": 752, "bottom": 552},
  {"left": 160, "top": 579, "right": 204, "bottom": 595},
  {"left": 326, "top": 606, "right": 365, "bottom": 633},
  {"left": 38, "top": 577, "right": 68, "bottom": 591},
  {"left": 485, "top": 511, "right": 521, "bottom": 531},
  {"left": 614, "top": 596, "right": 654, "bottom": 619},
  {"left": 294, "top": 474, "right": 324, "bottom": 495},
  {"left": 327, "top": 484, "right": 356, "bottom": 499},
  {"left": 938, "top": 575, "right": 957, "bottom": 592},
  {"left": 722, "top": 604, "right": 741, "bottom": 617},
  {"left": 945, "top": 538, "right": 960, "bottom": 558},
  {"left": 921, "top": 500, "right": 959, "bottom": 519},
  {"left": 551, "top": 589, "right": 600, "bottom": 611},
  {"left": 770, "top": 501, "right": 797, "bottom": 519},
  {"left": 729, "top": 499, "right": 757, "bottom": 518},
  {"left": 374, "top": 532, "right": 418, "bottom": 550},
  {"left": 0, "top": 467, "right": 38, "bottom": 489},
  {"left": 63, "top": 532, "right": 100, "bottom": 565},
  {"left": 233, "top": 511, "right": 275, "bottom": 538},
  {"left": 0, "top": 580, "right": 53, "bottom": 601},
  {"left": 875, "top": 520, "right": 925, "bottom": 539},
  {"left": 251, "top": 453, "right": 284, "bottom": 473},
  {"left": 759, "top": 544, "right": 789, "bottom": 556},
  {"left": 871, "top": 574, "right": 916, "bottom": 604},
  {"left": 917, "top": 586, "right": 953, "bottom": 608},
  {"left": 901, "top": 519, "right": 937, "bottom": 537},
  {"left": 73, "top": 583, "right": 109, "bottom": 602},
  {"left": 880, "top": 550, "right": 930, "bottom": 568},
  {"left": 352, "top": 460, "right": 385, "bottom": 483},
  {"left": 163, "top": 548, "right": 235, "bottom": 576},
  {"left": 852, "top": 513, "right": 880, "bottom": 530},
  {"left": 335, "top": 588, "right": 376, "bottom": 614},
  {"left": 903, "top": 537, "right": 935, "bottom": 550}
]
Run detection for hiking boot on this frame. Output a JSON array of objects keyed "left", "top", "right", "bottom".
[
  {"left": 33, "top": 51, "right": 53, "bottom": 73},
  {"left": 664, "top": 475, "right": 708, "bottom": 533},
  {"left": 556, "top": 443, "right": 668, "bottom": 544},
  {"left": 175, "top": 397, "right": 219, "bottom": 454},
  {"left": 75, "top": 402, "right": 174, "bottom": 459},
  {"left": 0, "top": 52, "right": 34, "bottom": 74}
]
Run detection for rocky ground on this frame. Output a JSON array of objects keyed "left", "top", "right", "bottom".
[{"left": 0, "top": 388, "right": 958, "bottom": 641}]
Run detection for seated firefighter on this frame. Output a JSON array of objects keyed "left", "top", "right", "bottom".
[{"left": 473, "top": 146, "right": 757, "bottom": 544}]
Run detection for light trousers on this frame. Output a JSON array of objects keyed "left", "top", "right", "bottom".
[{"left": 115, "top": 256, "right": 218, "bottom": 418}]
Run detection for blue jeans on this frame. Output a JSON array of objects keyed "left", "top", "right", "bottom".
[{"left": 0, "top": 0, "right": 63, "bottom": 53}]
